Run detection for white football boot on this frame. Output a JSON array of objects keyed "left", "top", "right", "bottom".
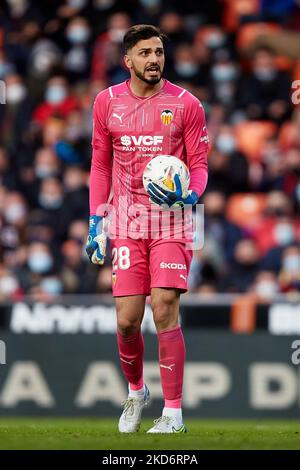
[
  {"left": 147, "top": 415, "right": 187, "bottom": 434},
  {"left": 118, "top": 384, "right": 150, "bottom": 433}
]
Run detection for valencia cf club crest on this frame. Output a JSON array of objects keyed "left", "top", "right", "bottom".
[
  {"left": 112, "top": 272, "right": 117, "bottom": 286},
  {"left": 161, "top": 109, "right": 173, "bottom": 125}
]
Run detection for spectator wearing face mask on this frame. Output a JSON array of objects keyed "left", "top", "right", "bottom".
[
  {"left": 37, "top": 177, "right": 64, "bottom": 236},
  {"left": 169, "top": 43, "right": 210, "bottom": 98},
  {"left": 59, "top": 165, "right": 89, "bottom": 236},
  {"left": 57, "top": 0, "right": 90, "bottom": 20},
  {"left": 58, "top": 109, "right": 91, "bottom": 165},
  {"left": 27, "top": 219, "right": 56, "bottom": 246},
  {"left": 27, "top": 38, "right": 62, "bottom": 100},
  {"left": 34, "top": 147, "right": 61, "bottom": 180},
  {"left": 252, "top": 270, "right": 279, "bottom": 302},
  {"left": 14, "top": 241, "right": 58, "bottom": 294},
  {"left": 259, "top": 214, "right": 300, "bottom": 274},
  {"left": 209, "top": 51, "right": 240, "bottom": 110},
  {"left": 16, "top": 147, "right": 61, "bottom": 207},
  {"left": 64, "top": 16, "right": 92, "bottom": 82},
  {"left": 222, "top": 238, "right": 261, "bottom": 292},
  {"left": 158, "top": 12, "right": 187, "bottom": 64},
  {"left": 135, "top": 0, "right": 164, "bottom": 26},
  {"left": 2, "top": 191, "right": 28, "bottom": 230},
  {"left": 203, "top": 191, "right": 244, "bottom": 265},
  {"left": 254, "top": 137, "right": 285, "bottom": 192},
  {"left": 207, "top": 125, "right": 249, "bottom": 195},
  {"left": 91, "top": 12, "right": 131, "bottom": 82},
  {"left": 198, "top": 25, "right": 228, "bottom": 51},
  {"left": 279, "top": 245, "right": 300, "bottom": 293},
  {"left": 187, "top": 239, "right": 221, "bottom": 293},
  {"left": 15, "top": 143, "right": 61, "bottom": 207},
  {"left": 4, "top": 2, "right": 45, "bottom": 76},
  {"left": 60, "top": 238, "right": 98, "bottom": 294},
  {"left": 67, "top": 218, "right": 88, "bottom": 250},
  {"left": 32, "top": 75, "right": 78, "bottom": 126},
  {"left": 239, "top": 46, "right": 292, "bottom": 123},
  {"left": 0, "top": 74, "right": 32, "bottom": 147},
  {"left": 53, "top": 110, "right": 87, "bottom": 165},
  {"left": 253, "top": 191, "right": 299, "bottom": 257},
  {"left": 27, "top": 243, "right": 54, "bottom": 276}
]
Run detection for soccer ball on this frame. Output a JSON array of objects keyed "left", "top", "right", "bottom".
[{"left": 143, "top": 155, "right": 190, "bottom": 198}]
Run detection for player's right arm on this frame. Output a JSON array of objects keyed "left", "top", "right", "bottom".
[{"left": 86, "top": 90, "right": 113, "bottom": 265}]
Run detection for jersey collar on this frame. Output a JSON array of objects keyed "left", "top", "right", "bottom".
[{"left": 126, "top": 78, "right": 167, "bottom": 100}]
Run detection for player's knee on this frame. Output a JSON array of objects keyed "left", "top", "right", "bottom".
[
  {"left": 152, "top": 298, "right": 178, "bottom": 331},
  {"left": 154, "top": 315, "right": 177, "bottom": 331},
  {"left": 152, "top": 290, "right": 176, "bottom": 313},
  {"left": 117, "top": 318, "right": 140, "bottom": 337}
]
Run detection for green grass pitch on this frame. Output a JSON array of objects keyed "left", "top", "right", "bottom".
[{"left": 0, "top": 418, "right": 300, "bottom": 450}]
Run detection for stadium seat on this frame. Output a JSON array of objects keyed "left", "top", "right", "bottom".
[
  {"left": 274, "top": 56, "right": 294, "bottom": 72},
  {"left": 222, "top": 0, "right": 260, "bottom": 32},
  {"left": 234, "top": 121, "right": 277, "bottom": 161},
  {"left": 236, "top": 22, "right": 281, "bottom": 51},
  {"left": 293, "top": 59, "right": 300, "bottom": 82},
  {"left": 226, "top": 193, "right": 268, "bottom": 228},
  {"left": 230, "top": 294, "right": 257, "bottom": 333}
]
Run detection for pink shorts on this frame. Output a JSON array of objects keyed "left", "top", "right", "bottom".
[{"left": 110, "top": 238, "right": 193, "bottom": 297}]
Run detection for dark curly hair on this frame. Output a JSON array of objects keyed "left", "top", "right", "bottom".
[{"left": 123, "top": 24, "right": 167, "bottom": 53}]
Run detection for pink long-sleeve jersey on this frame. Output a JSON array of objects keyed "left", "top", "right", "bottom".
[{"left": 90, "top": 79, "right": 209, "bottom": 239}]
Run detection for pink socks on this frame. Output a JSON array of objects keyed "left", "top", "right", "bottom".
[
  {"left": 157, "top": 325, "right": 185, "bottom": 408},
  {"left": 117, "top": 325, "right": 185, "bottom": 409},
  {"left": 117, "top": 329, "right": 144, "bottom": 391}
]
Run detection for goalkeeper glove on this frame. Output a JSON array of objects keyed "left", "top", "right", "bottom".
[
  {"left": 147, "top": 174, "right": 199, "bottom": 208},
  {"left": 85, "top": 215, "right": 107, "bottom": 265}
]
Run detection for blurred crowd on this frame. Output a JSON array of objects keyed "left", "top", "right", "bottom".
[{"left": 0, "top": 0, "right": 300, "bottom": 301}]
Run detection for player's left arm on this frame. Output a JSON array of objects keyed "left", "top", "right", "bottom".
[
  {"left": 183, "top": 95, "right": 209, "bottom": 203},
  {"left": 148, "top": 95, "right": 209, "bottom": 208}
]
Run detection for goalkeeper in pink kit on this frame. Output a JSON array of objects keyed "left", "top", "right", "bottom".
[{"left": 86, "top": 25, "right": 209, "bottom": 433}]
